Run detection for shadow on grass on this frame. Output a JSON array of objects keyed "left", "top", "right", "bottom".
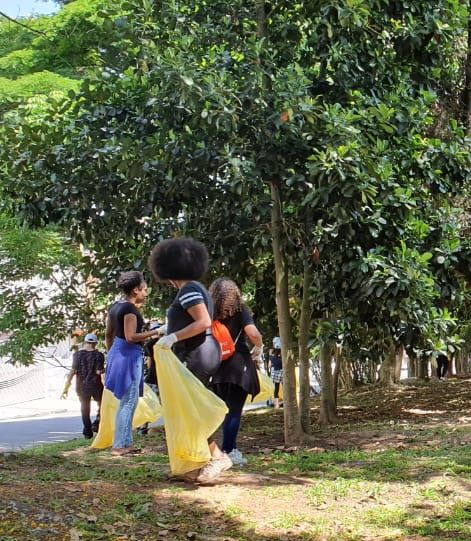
[{"left": 362, "top": 499, "right": 471, "bottom": 540}]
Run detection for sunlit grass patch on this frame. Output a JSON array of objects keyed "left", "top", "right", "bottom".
[
  {"left": 362, "top": 500, "right": 471, "bottom": 540},
  {"left": 307, "top": 477, "right": 364, "bottom": 505},
  {"left": 20, "top": 437, "right": 90, "bottom": 456},
  {"left": 411, "top": 503, "right": 471, "bottom": 537},
  {"left": 271, "top": 511, "right": 311, "bottom": 529},
  {"left": 225, "top": 504, "right": 246, "bottom": 519},
  {"left": 364, "top": 506, "right": 410, "bottom": 528}
]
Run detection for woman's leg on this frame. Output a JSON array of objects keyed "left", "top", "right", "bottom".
[
  {"left": 113, "top": 361, "right": 142, "bottom": 449},
  {"left": 274, "top": 381, "right": 280, "bottom": 398},
  {"left": 273, "top": 381, "right": 281, "bottom": 408},
  {"left": 213, "top": 383, "right": 247, "bottom": 454},
  {"left": 78, "top": 391, "right": 93, "bottom": 438}
]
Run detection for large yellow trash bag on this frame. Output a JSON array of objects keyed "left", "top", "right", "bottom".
[
  {"left": 154, "top": 345, "right": 228, "bottom": 475},
  {"left": 92, "top": 383, "right": 162, "bottom": 450},
  {"left": 247, "top": 371, "right": 274, "bottom": 404}
]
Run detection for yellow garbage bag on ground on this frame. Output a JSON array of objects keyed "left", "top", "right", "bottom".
[
  {"left": 247, "top": 371, "right": 274, "bottom": 404},
  {"left": 154, "top": 345, "right": 228, "bottom": 475},
  {"left": 92, "top": 383, "right": 162, "bottom": 450}
]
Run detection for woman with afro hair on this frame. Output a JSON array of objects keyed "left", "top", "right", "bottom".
[{"left": 148, "top": 238, "right": 232, "bottom": 483}]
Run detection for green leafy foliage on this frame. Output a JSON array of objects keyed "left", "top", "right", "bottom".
[
  {"left": 0, "top": 0, "right": 119, "bottom": 107},
  {"left": 1, "top": 0, "right": 471, "bottom": 370}
]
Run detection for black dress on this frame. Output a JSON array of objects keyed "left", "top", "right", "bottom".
[{"left": 210, "top": 305, "right": 260, "bottom": 399}]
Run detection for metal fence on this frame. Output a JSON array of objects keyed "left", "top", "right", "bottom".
[{"left": 0, "top": 361, "right": 46, "bottom": 407}]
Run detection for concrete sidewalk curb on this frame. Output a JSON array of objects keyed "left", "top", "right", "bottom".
[
  {"left": 0, "top": 397, "right": 82, "bottom": 423},
  {"left": 0, "top": 408, "right": 72, "bottom": 422}
]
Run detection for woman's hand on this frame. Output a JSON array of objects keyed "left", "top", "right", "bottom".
[
  {"left": 156, "top": 324, "right": 167, "bottom": 335},
  {"left": 157, "top": 333, "right": 177, "bottom": 348},
  {"left": 251, "top": 345, "right": 263, "bottom": 362}
]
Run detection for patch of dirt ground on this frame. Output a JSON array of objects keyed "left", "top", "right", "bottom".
[{"left": 2, "top": 377, "right": 471, "bottom": 540}]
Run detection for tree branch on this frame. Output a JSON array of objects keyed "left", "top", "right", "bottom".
[{"left": 0, "top": 11, "right": 48, "bottom": 36}]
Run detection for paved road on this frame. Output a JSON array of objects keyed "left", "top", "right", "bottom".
[
  {"left": 0, "top": 414, "right": 84, "bottom": 452},
  {"left": 0, "top": 400, "right": 268, "bottom": 453}
]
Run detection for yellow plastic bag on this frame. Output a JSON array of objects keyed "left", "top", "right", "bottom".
[
  {"left": 92, "top": 383, "right": 162, "bottom": 450},
  {"left": 247, "top": 371, "right": 274, "bottom": 404},
  {"left": 154, "top": 345, "right": 228, "bottom": 475}
]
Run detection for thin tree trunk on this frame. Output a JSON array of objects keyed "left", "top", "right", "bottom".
[
  {"left": 379, "top": 338, "right": 396, "bottom": 385},
  {"left": 257, "top": 0, "right": 302, "bottom": 444},
  {"left": 255, "top": 0, "right": 266, "bottom": 38},
  {"left": 408, "top": 352, "right": 417, "bottom": 378},
  {"left": 319, "top": 338, "right": 338, "bottom": 424},
  {"left": 418, "top": 356, "right": 427, "bottom": 380},
  {"left": 394, "top": 344, "right": 404, "bottom": 383},
  {"left": 270, "top": 180, "right": 302, "bottom": 445},
  {"left": 464, "top": 3, "right": 471, "bottom": 134},
  {"left": 298, "top": 261, "right": 313, "bottom": 434},
  {"left": 333, "top": 346, "right": 341, "bottom": 407},
  {"left": 338, "top": 355, "right": 353, "bottom": 390}
]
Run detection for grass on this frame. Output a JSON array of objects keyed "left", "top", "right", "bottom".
[{"left": 3, "top": 379, "right": 471, "bottom": 540}]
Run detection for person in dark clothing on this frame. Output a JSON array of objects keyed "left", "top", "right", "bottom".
[
  {"left": 209, "top": 277, "right": 263, "bottom": 466},
  {"left": 104, "top": 271, "right": 162, "bottom": 456},
  {"left": 138, "top": 322, "right": 163, "bottom": 435},
  {"left": 269, "top": 348, "right": 283, "bottom": 409},
  {"left": 61, "top": 333, "right": 105, "bottom": 439},
  {"left": 437, "top": 353, "right": 449, "bottom": 381},
  {"left": 148, "top": 237, "right": 232, "bottom": 483}
]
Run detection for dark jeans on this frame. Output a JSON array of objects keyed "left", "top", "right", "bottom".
[
  {"left": 437, "top": 359, "right": 449, "bottom": 379},
  {"left": 78, "top": 386, "right": 103, "bottom": 437},
  {"left": 212, "top": 382, "right": 248, "bottom": 453},
  {"left": 274, "top": 382, "right": 281, "bottom": 399}
]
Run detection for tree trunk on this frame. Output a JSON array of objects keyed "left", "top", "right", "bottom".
[
  {"left": 369, "top": 358, "right": 378, "bottom": 383},
  {"left": 408, "top": 352, "right": 417, "bottom": 378},
  {"left": 417, "top": 356, "right": 427, "bottom": 380},
  {"left": 333, "top": 346, "right": 342, "bottom": 407},
  {"left": 463, "top": 3, "right": 471, "bottom": 134},
  {"left": 338, "top": 355, "right": 353, "bottom": 390},
  {"left": 456, "top": 351, "right": 469, "bottom": 375},
  {"left": 270, "top": 180, "right": 302, "bottom": 445},
  {"left": 255, "top": 0, "right": 266, "bottom": 39},
  {"left": 298, "top": 261, "right": 313, "bottom": 434},
  {"left": 394, "top": 344, "right": 404, "bottom": 383},
  {"left": 318, "top": 339, "right": 338, "bottom": 424},
  {"left": 379, "top": 339, "right": 397, "bottom": 385}
]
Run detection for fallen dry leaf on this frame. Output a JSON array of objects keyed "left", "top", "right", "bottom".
[{"left": 69, "top": 527, "right": 81, "bottom": 541}]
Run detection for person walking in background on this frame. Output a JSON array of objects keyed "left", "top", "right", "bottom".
[
  {"left": 104, "top": 271, "right": 162, "bottom": 456},
  {"left": 437, "top": 352, "right": 449, "bottom": 381},
  {"left": 209, "top": 278, "right": 263, "bottom": 466},
  {"left": 148, "top": 237, "right": 232, "bottom": 483},
  {"left": 270, "top": 346, "right": 283, "bottom": 409},
  {"left": 61, "top": 333, "right": 105, "bottom": 439}
]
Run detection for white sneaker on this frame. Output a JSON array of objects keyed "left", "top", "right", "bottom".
[
  {"left": 228, "top": 448, "right": 248, "bottom": 466},
  {"left": 196, "top": 453, "right": 232, "bottom": 483}
]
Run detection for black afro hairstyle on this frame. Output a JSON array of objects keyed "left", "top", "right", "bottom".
[
  {"left": 117, "top": 270, "right": 144, "bottom": 295},
  {"left": 148, "top": 237, "right": 208, "bottom": 281}
]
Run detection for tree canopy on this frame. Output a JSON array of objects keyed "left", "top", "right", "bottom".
[{"left": 1, "top": 0, "right": 471, "bottom": 442}]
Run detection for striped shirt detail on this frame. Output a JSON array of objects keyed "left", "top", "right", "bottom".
[{"left": 179, "top": 292, "right": 204, "bottom": 307}]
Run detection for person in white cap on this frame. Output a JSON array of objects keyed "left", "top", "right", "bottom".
[{"left": 61, "top": 333, "right": 105, "bottom": 439}]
